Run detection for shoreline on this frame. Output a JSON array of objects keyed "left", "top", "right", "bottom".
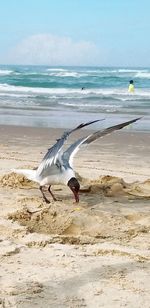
[{"left": 0, "top": 109, "right": 149, "bottom": 131}]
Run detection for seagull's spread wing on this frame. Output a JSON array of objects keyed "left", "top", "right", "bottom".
[
  {"left": 62, "top": 118, "right": 141, "bottom": 168},
  {"left": 37, "top": 119, "right": 102, "bottom": 176}
]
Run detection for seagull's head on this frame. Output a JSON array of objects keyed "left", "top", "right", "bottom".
[{"left": 67, "top": 177, "right": 80, "bottom": 203}]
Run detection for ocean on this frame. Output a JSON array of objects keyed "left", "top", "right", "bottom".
[{"left": 0, "top": 65, "right": 150, "bottom": 131}]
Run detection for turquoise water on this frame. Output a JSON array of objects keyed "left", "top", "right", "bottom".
[{"left": 0, "top": 65, "right": 150, "bottom": 130}]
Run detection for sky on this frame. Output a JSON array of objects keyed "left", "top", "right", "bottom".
[{"left": 0, "top": 0, "right": 150, "bottom": 67}]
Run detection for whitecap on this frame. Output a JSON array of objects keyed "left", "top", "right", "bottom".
[
  {"left": 135, "top": 72, "right": 150, "bottom": 78},
  {"left": 46, "top": 68, "right": 67, "bottom": 71},
  {"left": 0, "top": 69, "right": 13, "bottom": 75}
]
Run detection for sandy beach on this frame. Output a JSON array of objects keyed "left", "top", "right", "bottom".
[{"left": 0, "top": 124, "right": 150, "bottom": 308}]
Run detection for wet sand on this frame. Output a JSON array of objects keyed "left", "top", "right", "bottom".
[{"left": 0, "top": 124, "right": 150, "bottom": 308}]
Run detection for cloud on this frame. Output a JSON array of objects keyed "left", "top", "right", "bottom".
[{"left": 5, "top": 34, "right": 99, "bottom": 65}]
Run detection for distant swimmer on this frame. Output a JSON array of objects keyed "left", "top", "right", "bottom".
[
  {"left": 81, "top": 87, "right": 85, "bottom": 90},
  {"left": 128, "top": 80, "right": 135, "bottom": 93}
]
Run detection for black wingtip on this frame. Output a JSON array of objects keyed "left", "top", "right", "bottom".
[
  {"left": 83, "top": 117, "right": 141, "bottom": 145},
  {"left": 112, "top": 117, "right": 141, "bottom": 131},
  {"left": 75, "top": 118, "right": 104, "bottom": 131}
]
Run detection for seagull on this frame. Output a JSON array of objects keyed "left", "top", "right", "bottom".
[{"left": 13, "top": 118, "right": 140, "bottom": 203}]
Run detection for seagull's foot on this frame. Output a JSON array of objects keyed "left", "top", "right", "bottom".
[
  {"left": 43, "top": 197, "right": 50, "bottom": 204},
  {"left": 53, "top": 197, "right": 62, "bottom": 202},
  {"left": 45, "top": 199, "right": 50, "bottom": 204}
]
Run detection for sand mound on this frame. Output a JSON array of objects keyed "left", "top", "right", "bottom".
[
  {"left": 91, "top": 175, "right": 127, "bottom": 186},
  {"left": 8, "top": 199, "right": 150, "bottom": 245},
  {"left": 126, "top": 179, "right": 150, "bottom": 197},
  {"left": 1, "top": 172, "right": 150, "bottom": 199},
  {"left": 2, "top": 173, "right": 149, "bottom": 245},
  {"left": 84, "top": 176, "right": 150, "bottom": 198},
  {"left": 87, "top": 175, "right": 128, "bottom": 197},
  {"left": 1, "top": 172, "right": 150, "bottom": 200},
  {"left": 0, "top": 172, "right": 36, "bottom": 188}
]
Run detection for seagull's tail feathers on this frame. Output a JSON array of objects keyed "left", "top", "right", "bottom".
[{"left": 12, "top": 168, "right": 37, "bottom": 182}]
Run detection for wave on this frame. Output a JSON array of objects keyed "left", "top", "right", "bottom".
[
  {"left": 47, "top": 71, "right": 83, "bottom": 77},
  {"left": 85, "top": 68, "right": 148, "bottom": 74},
  {"left": 135, "top": 72, "right": 150, "bottom": 79},
  {"left": 0, "top": 69, "right": 13, "bottom": 75},
  {"left": 0, "top": 83, "right": 78, "bottom": 95},
  {"left": 1, "top": 83, "right": 150, "bottom": 100},
  {"left": 46, "top": 68, "right": 67, "bottom": 72},
  {"left": 2, "top": 67, "right": 150, "bottom": 80},
  {"left": 118, "top": 69, "right": 148, "bottom": 73},
  {"left": 0, "top": 92, "right": 33, "bottom": 98},
  {"left": 59, "top": 101, "right": 121, "bottom": 108}
]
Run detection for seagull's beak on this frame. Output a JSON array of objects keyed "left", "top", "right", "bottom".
[
  {"left": 69, "top": 187, "right": 79, "bottom": 203},
  {"left": 73, "top": 189, "right": 79, "bottom": 203}
]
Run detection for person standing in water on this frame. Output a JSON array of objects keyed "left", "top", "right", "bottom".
[{"left": 128, "top": 80, "right": 135, "bottom": 93}]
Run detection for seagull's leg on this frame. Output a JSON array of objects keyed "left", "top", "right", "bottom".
[
  {"left": 39, "top": 186, "right": 50, "bottom": 203},
  {"left": 48, "top": 185, "right": 57, "bottom": 201}
]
